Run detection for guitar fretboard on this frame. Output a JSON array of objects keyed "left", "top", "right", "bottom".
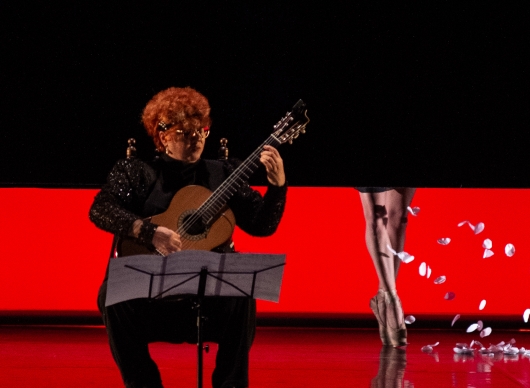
[{"left": 178, "top": 134, "right": 281, "bottom": 233}]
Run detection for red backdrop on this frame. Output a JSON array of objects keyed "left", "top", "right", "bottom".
[{"left": 1, "top": 187, "right": 529, "bottom": 318}]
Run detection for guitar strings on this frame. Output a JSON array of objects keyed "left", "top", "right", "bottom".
[
  {"left": 178, "top": 113, "right": 307, "bottom": 234},
  {"left": 177, "top": 135, "right": 279, "bottom": 237}
]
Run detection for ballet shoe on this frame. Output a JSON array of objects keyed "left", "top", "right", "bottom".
[
  {"left": 369, "top": 290, "right": 390, "bottom": 346},
  {"left": 383, "top": 290, "right": 407, "bottom": 348}
]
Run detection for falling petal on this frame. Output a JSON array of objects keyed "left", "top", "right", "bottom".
[
  {"left": 470, "top": 340, "right": 475, "bottom": 348},
  {"left": 466, "top": 323, "right": 478, "bottom": 333},
  {"left": 510, "top": 338, "right": 516, "bottom": 345},
  {"left": 427, "top": 266, "right": 432, "bottom": 278},
  {"left": 476, "top": 320, "right": 483, "bottom": 331},
  {"left": 407, "top": 206, "right": 420, "bottom": 216},
  {"left": 458, "top": 220, "right": 471, "bottom": 228},
  {"left": 505, "top": 244, "right": 515, "bottom": 257},
  {"left": 480, "top": 327, "right": 492, "bottom": 338},
  {"left": 482, "top": 239, "right": 492, "bottom": 249},
  {"left": 434, "top": 276, "right": 446, "bottom": 285},
  {"left": 474, "top": 222, "right": 485, "bottom": 234},
  {"left": 445, "top": 292, "right": 456, "bottom": 301},
  {"left": 474, "top": 341, "right": 484, "bottom": 348},
  {"left": 397, "top": 251, "right": 415, "bottom": 263},
  {"left": 437, "top": 238, "right": 451, "bottom": 245},
  {"left": 522, "top": 309, "right": 530, "bottom": 323},
  {"left": 419, "top": 262, "right": 427, "bottom": 276},
  {"left": 483, "top": 249, "right": 494, "bottom": 258},
  {"left": 479, "top": 300, "right": 487, "bottom": 310},
  {"left": 422, "top": 345, "right": 433, "bottom": 353},
  {"left": 451, "top": 314, "right": 461, "bottom": 326},
  {"left": 405, "top": 315, "right": 416, "bottom": 324}
]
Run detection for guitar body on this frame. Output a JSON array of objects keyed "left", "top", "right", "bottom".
[{"left": 117, "top": 185, "right": 236, "bottom": 257}]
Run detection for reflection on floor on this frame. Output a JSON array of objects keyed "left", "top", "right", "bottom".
[{"left": 0, "top": 325, "right": 529, "bottom": 387}]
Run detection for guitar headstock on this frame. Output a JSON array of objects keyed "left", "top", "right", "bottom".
[{"left": 272, "top": 100, "right": 310, "bottom": 145}]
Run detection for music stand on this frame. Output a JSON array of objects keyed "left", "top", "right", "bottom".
[{"left": 106, "top": 251, "right": 286, "bottom": 388}]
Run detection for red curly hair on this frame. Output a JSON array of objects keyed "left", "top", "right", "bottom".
[{"left": 142, "top": 87, "right": 211, "bottom": 152}]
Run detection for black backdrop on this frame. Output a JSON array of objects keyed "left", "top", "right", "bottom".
[{"left": 1, "top": 3, "right": 528, "bottom": 188}]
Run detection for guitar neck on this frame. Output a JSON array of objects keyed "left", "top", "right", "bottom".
[{"left": 198, "top": 134, "right": 281, "bottom": 224}]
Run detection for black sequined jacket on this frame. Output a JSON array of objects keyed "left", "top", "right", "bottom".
[{"left": 89, "top": 154, "right": 287, "bottom": 252}]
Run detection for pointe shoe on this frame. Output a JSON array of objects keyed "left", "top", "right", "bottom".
[
  {"left": 369, "top": 290, "right": 390, "bottom": 346},
  {"left": 384, "top": 290, "right": 407, "bottom": 348}
]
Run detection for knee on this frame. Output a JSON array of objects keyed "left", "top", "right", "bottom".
[
  {"left": 387, "top": 209, "right": 408, "bottom": 230},
  {"left": 365, "top": 205, "right": 388, "bottom": 232}
]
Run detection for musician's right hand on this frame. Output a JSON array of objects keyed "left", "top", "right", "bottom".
[{"left": 152, "top": 226, "right": 182, "bottom": 256}]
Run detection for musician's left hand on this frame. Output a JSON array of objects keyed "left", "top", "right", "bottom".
[{"left": 260, "top": 145, "right": 286, "bottom": 187}]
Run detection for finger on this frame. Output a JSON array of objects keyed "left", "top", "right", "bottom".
[
  {"left": 260, "top": 156, "right": 275, "bottom": 172},
  {"left": 263, "top": 145, "right": 279, "bottom": 155}
]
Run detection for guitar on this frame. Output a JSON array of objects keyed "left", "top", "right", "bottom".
[{"left": 117, "top": 100, "right": 309, "bottom": 257}]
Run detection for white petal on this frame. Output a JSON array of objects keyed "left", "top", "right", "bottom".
[
  {"left": 437, "top": 238, "right": 451, "bottom": 245},
  {"left": 445, "top": 292, "right": 456, "bottom": 301},
  {"left": 480, "top": 327, "right": 492, "bottom": 337},
  {"left": 458, "top": 220, "right": 470, "bottom": 227},
  {"left": 430, "top": 342, "right": 440, "bottom": 347},
  {"left": 405, "top": 315, "right": 416, "bottom": 324},
  {"left": 505, "top": 244, "right": 515, "bottom": 257},
  {"left": 482, "top": 239, "right": 492, "bottom": 249},
  {"left": 479, "top": 300, "right": 486, "bottom": 310},
  {"left": 523, "top": 308, "right": 530, "bottom": 323},
  {"left": 466, "top": 323, "right": 478, "bottom": 333},
  {"left": 474, "top": 222, "right": 485, "bottom": 234},
  {"left": 451, "top": 314, "right": 461, "bottom": 326},
  {"left": 434, "top": 276, "right": 446, "bottom": 285},
  {"left": 476, "top": 320, "right": 483, "bottom": 331},
  {"left": 407, "top": 206, "right": 420, "bottom": 216},
  {"left": 427, "top": 266, "right": 432, "bottom": 278},
  {"left": 483, "top": 249, "right": 494, "bottom": 258},
  {"left": 386, "top": 244, "right": 397, "bottom": 255},
  {"left": 419, "top": 262, "right": 427, "bottom": 276},
  {"left": 397, "top": 251, "right": 414, "bottom": 263},
  {"left": 422, "top": 345, "right": 433, "bottom": 353}
]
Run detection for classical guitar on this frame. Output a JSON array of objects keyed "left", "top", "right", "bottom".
[{"left": 117, "top": 100, "right": 309, "bottom": 257}]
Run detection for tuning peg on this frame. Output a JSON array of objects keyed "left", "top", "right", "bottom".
[
  {"left": 300, "top": 128, "right": 306, "bottom": 134},
  {"left": 288, "top": 139, "right": 293, "bottom": 144}
]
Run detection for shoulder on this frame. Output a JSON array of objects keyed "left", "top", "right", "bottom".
[{"left": 107, "top": 158, "right": 158, "bottom": 189}]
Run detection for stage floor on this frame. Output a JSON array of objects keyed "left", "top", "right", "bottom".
[{"left": 1, "top": 325, "right": 529, "bottom": 387}]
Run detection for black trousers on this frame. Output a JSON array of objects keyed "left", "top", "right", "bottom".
[{"left": 98, "top": 281, "right": 256, "bottom": 388}]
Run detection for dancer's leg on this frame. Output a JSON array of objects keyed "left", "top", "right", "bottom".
[
  {"left": 385, "top": 188, "right": 416, "bottom": 278},
  {"left": 359, "top": 191, "right": 396, "bottom": 292}
]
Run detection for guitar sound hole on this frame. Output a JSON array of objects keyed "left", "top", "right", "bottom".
[{"left": 181, "top": 213, "right": 207, "bottom": 236}]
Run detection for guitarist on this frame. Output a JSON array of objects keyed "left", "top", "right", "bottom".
[{"left": 89, "top": 87, "right": 287, "bottom": 388}]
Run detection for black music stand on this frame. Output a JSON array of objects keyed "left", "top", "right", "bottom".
[{"left": 106, "top": 251, "right": 286, "bottom": 388}]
